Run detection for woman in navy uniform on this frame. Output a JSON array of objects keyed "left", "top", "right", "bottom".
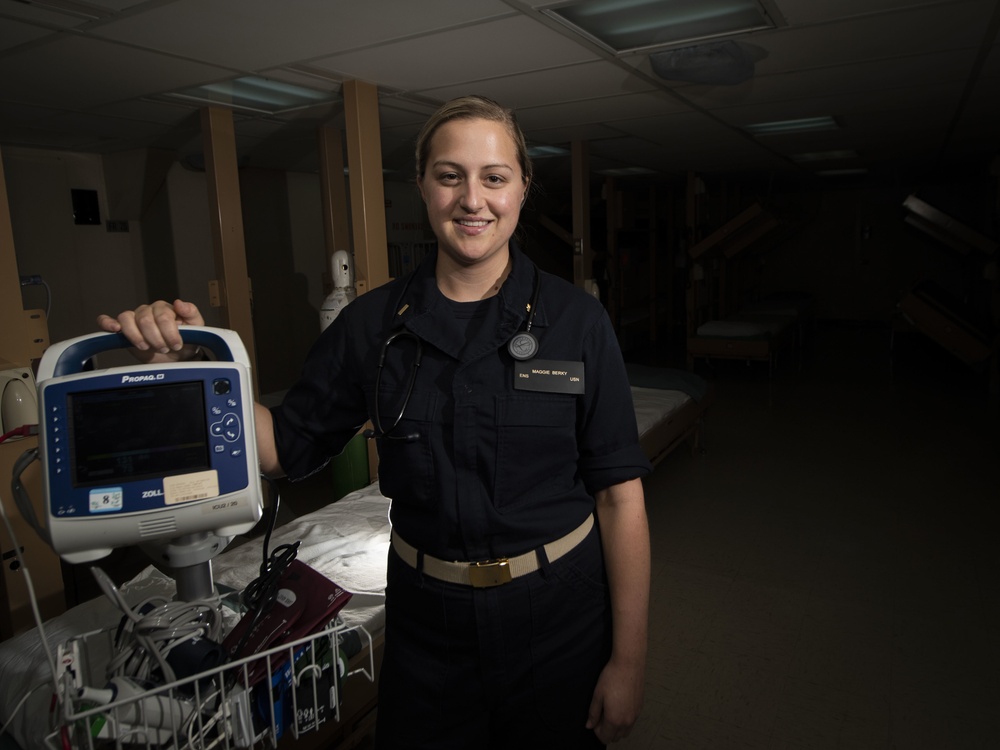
[{"left": 100, "top": 95, "right": 651, "bottom": 748}]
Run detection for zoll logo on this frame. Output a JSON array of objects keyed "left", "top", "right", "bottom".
[{"left": 121, "top": 373, "right": 166, "bottom": 383}]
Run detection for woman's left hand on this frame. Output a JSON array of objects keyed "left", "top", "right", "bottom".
[{"left": 585, "top": 655, "right": 645, "bottom": 744}]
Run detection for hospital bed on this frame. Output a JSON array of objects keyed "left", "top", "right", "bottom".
[
  {"left": 685, "top": 290, "right": 812, "bottom": 403},
  {"left": 627, "top": 364, "right": 713, "bottom": 465},
  {"left": 0, "top": 481, "right": 390, "bottom": 750}
]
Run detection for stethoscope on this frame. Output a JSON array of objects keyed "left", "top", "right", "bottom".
[{"left": 365, "top": 265, "right": 541, "bottom": 442}]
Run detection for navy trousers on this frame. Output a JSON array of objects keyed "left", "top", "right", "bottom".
[{"left": 374, "top": 525, "right": 611, "bottom": 749}]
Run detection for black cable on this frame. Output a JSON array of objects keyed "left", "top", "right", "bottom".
[
  {"left": 259, "top": 474, "right": 281, "bottom": 563},
  {"left": 225, "top": 476, "right": 297, "bottom": 676},
  {"left": 11, "top": 448, "right": 50, "bottom": 544},
  {"left": 228, "top": 540, "right": 300, "bottom": 665}
]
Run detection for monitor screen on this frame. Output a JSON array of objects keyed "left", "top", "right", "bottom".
[{"left": 68, "top": 381, "right": 210, "bottom": 488}]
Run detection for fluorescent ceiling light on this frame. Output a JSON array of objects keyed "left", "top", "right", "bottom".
[
  {"left": 791, "top": 150, "right": 858, "bottom": 162},
  {"left": 164, "top": 76, "right": 334, "bottom": 115},
  {"left": 817, "top": 168, "right": 869, "bottom": 176},
  {"left": 744, "top": 116, "right": 839, "bottom": 135},
  {"left": 545, "top": 0, "right": 776, "bottom": 54},
  {"left": 528, "top": 144, "right": 570, "bottom": 158},
  {"left": 597, "top": 166, "right": 658, "bottom": 176}
]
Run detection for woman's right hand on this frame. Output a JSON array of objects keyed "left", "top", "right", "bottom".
[{"left": 96, "top": 299, "right": 205, "bottom": 362}]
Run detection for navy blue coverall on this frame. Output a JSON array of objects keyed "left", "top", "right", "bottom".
[{"left": 271, "top": 242, "right": 651, "bottom": 748}]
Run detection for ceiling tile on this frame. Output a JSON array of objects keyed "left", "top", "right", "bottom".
[
  {"left": 311, "top": 15, "right": 599, "bottom": 93},
  {"left": 676, "top": 48, "right": 979, "bottom": 112},
  {"left": 0, "top": 17, "right": 54, "bottom": 51},
  {"left": 86, "top": 99, "right": 201, "bottom": 128},
  {"left": 526, "top": 122, "right": 625, "bottom": 146},
  {"left": 714, "top": 80, "right": 964, "bottom": 127},
  {"left": 0, "top": 124, "right": 109, "bottom": 151},
  {"left": 91, "top": 0, "right": 516, "bottom": 71},
  {"left": 0, "top": 0, "right": 996, "bottom": 178},
  {"left": 33, "top": 111, "right": 167, "bottom": 140},
  {"left": 0, "top": 35, "right": 234, "bottom": 109},
  {"left": 0, "top": 3, "right": 90, "bottom": 29},
  {"left": 749, "top": 2, "right": 992, "bottom": 76},
  {"left": 774, "top": 0, "right": 971, "bottom": 25},
  {"left": 516, "top": 91, "right": 690, "bottom": 132},
  {"left": 420, "top": 60, "right": 656, "bottom": 110}
]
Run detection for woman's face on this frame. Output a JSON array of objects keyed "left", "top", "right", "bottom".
[{"left": 418, "top": 117, "right": 527, "bottom": 271}]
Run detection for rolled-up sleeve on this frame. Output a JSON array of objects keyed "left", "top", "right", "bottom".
[{"left": 576, "top": 310, "right": 652, "bottom": 494}]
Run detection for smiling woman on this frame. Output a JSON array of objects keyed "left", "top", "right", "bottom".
[
  {"left": 98, "top": 95, "right": 651, "bottom": 750},
  {"left": 414, "top": 97, "right": 533, "bottom": 301}
]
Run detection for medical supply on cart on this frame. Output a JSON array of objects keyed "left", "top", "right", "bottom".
[{"left": 3, "top": 326, "right": 373, "bottom": 748}]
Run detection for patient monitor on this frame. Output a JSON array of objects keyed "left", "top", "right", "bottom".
[{"left": 34, "top": 327, "right": 263, "bottom": 599}]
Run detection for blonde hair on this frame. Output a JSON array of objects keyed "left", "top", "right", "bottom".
[{"left": 415, "top": 95, "right": 533, "bottom": 188}]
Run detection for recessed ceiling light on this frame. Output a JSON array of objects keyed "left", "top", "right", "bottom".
[
  {"left": 744, "top": 116, "right": 839, "bottom": 135},
  {"left": 545, "top": 0, "right": 777, "bottom": 54},
  {"left": 791, "top": 150, "right": 858, "bottom": 162},
  {"left": 163, "top": 76, "right": 334, "bottom": 115}
]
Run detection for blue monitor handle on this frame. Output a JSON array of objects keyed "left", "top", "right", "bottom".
[{"left": 37, "top": 326, "right": 249, "bottom": 381}]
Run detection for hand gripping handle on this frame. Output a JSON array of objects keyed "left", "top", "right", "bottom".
[{"left": 41, "top": 326, "right": 242, "bottom": 379}]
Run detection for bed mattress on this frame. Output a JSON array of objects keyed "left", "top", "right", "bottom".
[{"left": 632, "top": 386, "right": 692, "bottom": 438}]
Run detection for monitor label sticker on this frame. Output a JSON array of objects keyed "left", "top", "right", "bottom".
[
  {"left": 89, "top": 487, "right": 123, "bottom": 513},
  {"left": 164, "top": 470, "right": 219, "bottom": 505}
]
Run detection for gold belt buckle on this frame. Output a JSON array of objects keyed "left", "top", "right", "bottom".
[{"left": 468, "top": 558, "right": 512, "bottom": 588}]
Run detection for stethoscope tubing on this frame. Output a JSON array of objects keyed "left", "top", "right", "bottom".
[{"left": 371, "top": 263, "right": 540, "bottom": 440}]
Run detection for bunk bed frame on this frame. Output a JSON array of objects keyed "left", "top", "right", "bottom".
[
  {"left": 898, "top": 194, "right": 998, "bottom": 383},
  {"left": 684, "top": 204, "right": 800, "bottom": 372}
]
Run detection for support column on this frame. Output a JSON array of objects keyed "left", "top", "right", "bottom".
[
  {"left": 648, "top": 184, "right": 658, "bottom": 343},
  {"left": 342, "top": 81, "right": 390, "bottom": 481},
  {"left": 201, "top": 107, "right": 257, "bottom": 382},
  {"left": 571, "top": 140, "right": 592, "bottom": 288},
  {"left": 0, "top": 149, "right": 32, "bottom": 368},
  {"left": 342, "top": 80, "right": 389, "bottom": 294},
  {"left": 992, "top": 158, "right": 1000, "bottom": 415},
  {"left": 318, "top": 126, "right": 351, "bottom": 290},
  {"left": 605, "top": 177, "right": 619, "bottom": 325}
]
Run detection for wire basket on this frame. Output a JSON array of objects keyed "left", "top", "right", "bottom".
[{"left": 46, "top": 620, "right": 374, "bottom": 750}]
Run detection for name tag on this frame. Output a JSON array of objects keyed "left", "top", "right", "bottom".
[{"left": 513, "top": 359, "right": 585, "bottom": 394}]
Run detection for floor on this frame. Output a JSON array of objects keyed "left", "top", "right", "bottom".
[{"left": 619, "top": 324, "right": 999, "bottom": 749}]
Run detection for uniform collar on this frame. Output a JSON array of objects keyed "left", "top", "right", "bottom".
[{"left": 399, "top": 241, "right": 543, "bottom": 360}]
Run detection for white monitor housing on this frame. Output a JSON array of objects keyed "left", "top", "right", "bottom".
[{"left": 35, "top": 327, "right": 263, "bottom": 596}]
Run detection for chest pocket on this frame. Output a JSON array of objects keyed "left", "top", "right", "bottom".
[
  {"left": 363, "top": 386, "right": 439, "bottom": 507},
  {"left": 494, "top": 394, "right": 578, "bottom": 511}
]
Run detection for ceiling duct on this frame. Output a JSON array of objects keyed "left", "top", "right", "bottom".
[{"left": 649, "top": 40, "right": 754, "bottom": 85}]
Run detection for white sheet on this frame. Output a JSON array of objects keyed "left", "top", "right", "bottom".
[{"left": 631, "top": 386, "right": 691, "bottom": 437}]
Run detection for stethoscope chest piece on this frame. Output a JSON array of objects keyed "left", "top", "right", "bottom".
[
  {"left": 507, "top": 265, "right": 542, "bottom": 361},
  {"left": 508, "top": 331, "right": 539, "bottom": 361}
]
